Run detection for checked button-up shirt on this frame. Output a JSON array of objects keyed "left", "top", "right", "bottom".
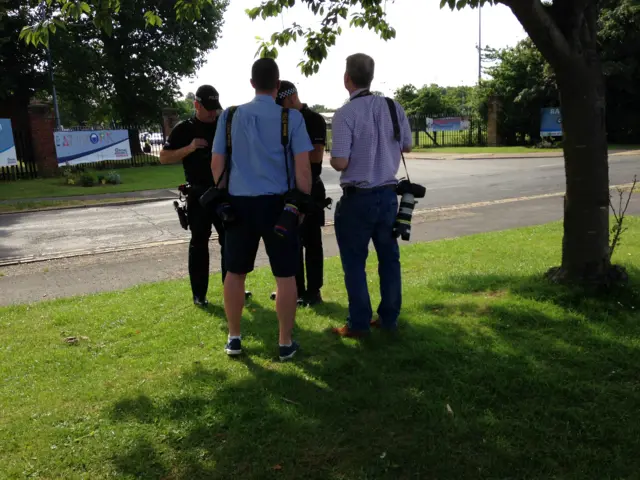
[{"left": 331, "top": 88, "right": 412, "bottom": 189}]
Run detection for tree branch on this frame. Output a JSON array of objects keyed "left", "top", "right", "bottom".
[{"left": 500, "top": 0, "right": 574, "bottom": 70}]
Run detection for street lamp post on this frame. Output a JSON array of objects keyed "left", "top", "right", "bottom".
[
  {"left": 478, "top": 4, "right": 482, "bottom": 84},
  {"left": 477, "top": 4, "right": 483, "bottom": 144}
]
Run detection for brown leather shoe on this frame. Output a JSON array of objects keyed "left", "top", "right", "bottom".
[{"left": 331, "top": 325, "right": 369, "bottom": 338}]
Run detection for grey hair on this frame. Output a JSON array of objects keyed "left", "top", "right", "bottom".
[{"left": 346, "top": 53, "right": 375, "bottom": 89}]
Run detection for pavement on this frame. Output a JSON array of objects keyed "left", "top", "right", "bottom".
[
  {"left": 0, "top": 153, "right": 638, "bottom": 305},
  {"left": 1, "top": 193, "right": 639, "bottom": 306}
]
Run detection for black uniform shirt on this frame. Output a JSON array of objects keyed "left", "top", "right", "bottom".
[
  {"left": 300, "top": 104, "right": 327, "bottom": 146},
  {"left": 163, "top": 116, "right": 217, "bottom": 187}
]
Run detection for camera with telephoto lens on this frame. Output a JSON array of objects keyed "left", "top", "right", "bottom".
[
  {"left": 393, "top": 180, "right": 426, "bottom": 241},
  {"left": 274, "top": 190, "right": 313, "bottom": 238},
  {"left": 199, "top": 186, "right": 236, "bottom": 225}
]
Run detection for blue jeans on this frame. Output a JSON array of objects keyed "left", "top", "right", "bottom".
[{"left": 335, "top": 187, "right": 402, "bottom": 331}]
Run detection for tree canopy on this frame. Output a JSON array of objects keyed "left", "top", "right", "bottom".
[{"left": 6, "top": 0, "right": 227, "bottom": 125}]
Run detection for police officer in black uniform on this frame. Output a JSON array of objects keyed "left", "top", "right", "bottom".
[
  {"left": 275, "top": 81, "right": 328, "bottom": 305},
  {"left": 160, "top": 85, "right": 250, "bottom": 306}
]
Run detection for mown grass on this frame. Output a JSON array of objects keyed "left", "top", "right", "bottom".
[
  {"left": 411, "top": 144, "right": 640, "bottom": 154},
  {"left": 0, "top": 163, "right": 183, "bottom": 201},
  {"left": 0, "top": 221, "right": 639, "bottom": 479}
]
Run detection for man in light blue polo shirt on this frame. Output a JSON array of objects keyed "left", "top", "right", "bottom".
[{"left": 211, "top": 57, "right": 313, "bottom": 361}]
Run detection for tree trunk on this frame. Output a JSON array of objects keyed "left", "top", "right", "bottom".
[{"left": 552, "top": 59, "right": 611, "bottom": 283}]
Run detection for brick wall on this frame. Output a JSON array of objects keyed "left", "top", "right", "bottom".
[{"left": 28, "top": 103, "right": 57, "bottom": 177}]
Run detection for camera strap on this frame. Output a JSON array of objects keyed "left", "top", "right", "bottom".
[
  {"left": 217, "top": 106, "right": 237, "bottom": 188},
  {"left": 281, "top": 108, "right": 292, "bottom": 190},
  {"left": 384, "top": 97, "right": 411, "bottom": 184}
]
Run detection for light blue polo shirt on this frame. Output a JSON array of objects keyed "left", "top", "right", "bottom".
[{"left": 212, "top": 95, "right": 314, "bottom": 196}]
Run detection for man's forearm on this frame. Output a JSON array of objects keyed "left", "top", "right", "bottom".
[
  {"left": 310, "top": 144, "right": 324, "bottom": 164},
  {"left": 331, "top": 156, "right": 348, "bottom": 171},
  {"left": 211, "top": 153, "right": 227, "bottom": 188},
  {"left": 159, "top": 145, "right": 192, "bottom": 165},
  {"left": 295, "top": 158, "right": 312, "bottom": 195}
]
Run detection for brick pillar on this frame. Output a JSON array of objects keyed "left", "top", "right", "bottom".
[
  {"left": 162, "top": 108, "right": 179, "bottom": 138},
  {"left": 28, "top": 103, "right": 58, "bottom": 177},
  {"left": 487, "top": 96, "right": 502, "bottom": 147}
]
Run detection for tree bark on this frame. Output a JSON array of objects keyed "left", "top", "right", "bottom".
[
  {"left": 504, "top": 0, "right": 623, "bottom": 286},
  {"left": 555, "top": 61, "right": 611, "bottom": 282}
]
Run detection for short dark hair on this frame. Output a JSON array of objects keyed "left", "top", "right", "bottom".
[
  {"left": 251, "top": 58, "right": 280, "bottom": 91},
  {"left": 346, "top": 53, "right": 375, "bottom": 89}
]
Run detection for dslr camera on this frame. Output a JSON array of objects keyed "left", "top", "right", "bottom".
[
  {"left": 274, "top": 189, "right": 314, "bottom": 238},
  {"left": 199, "top": 186, "right": 236, "bottom": 225},
  {"left": 393, "top": 180, "right": 426, "bottom": 241}
]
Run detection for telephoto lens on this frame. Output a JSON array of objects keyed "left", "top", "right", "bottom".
[
  {"left": 274, "top": 203, "right": 301, "bottom": 237},
  {"left": 393, "top": 192, "right": 416, "bottom": 241}
]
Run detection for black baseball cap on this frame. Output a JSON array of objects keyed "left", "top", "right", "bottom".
[
  {"left": 195, "top": 85, "right": 222, "bottom": 111},
  {"left": 276, "top": 80, "right": 297, "bottom": 105}
]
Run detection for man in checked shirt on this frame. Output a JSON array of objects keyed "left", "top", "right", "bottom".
[{"left": 330, "top": 53, "right": 413, "bottom": 338}]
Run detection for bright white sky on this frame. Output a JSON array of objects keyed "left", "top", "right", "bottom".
[{"left": 179, "top": 0, "right": 527, "bottom": 109}]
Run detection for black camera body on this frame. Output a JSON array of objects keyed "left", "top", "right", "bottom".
[
  {"left": 199, "top": 186, "right": 236, "bottom": 225},
  {"left": 274, "top": 189, "right": 314, "bottom": 238},
  {"left": 393, "top": 180, "right": 426, "bottom": 241}
]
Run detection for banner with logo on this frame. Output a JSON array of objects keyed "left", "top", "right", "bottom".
[
  {"left": 0, "top": 119, "right": 18, "bottom": 167},
  {"left": 54, "top": 129, "right": 132, "bottom": 165},
  {"left": 540, "top": 108, "right": 562, "bottom": 137},
  {"left": 426, "top": 117, "right": 470, "bottom": 132}
]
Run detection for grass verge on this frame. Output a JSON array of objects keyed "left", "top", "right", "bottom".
[
  {"left": 0, "top": 164, "right": 183, "bottom": 202},
  {"left": 1, "top": 220, "right": 639, "bottom": 479},
  {"left": 411, "top": 144, "right": 640, "bottom": 154}
]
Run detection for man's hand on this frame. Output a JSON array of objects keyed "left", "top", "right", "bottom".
[{"left": 190, "top": 138, "right": 208, "bottom": 152}]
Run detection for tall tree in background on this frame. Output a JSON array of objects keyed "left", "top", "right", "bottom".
[
  {"left": 479, "top": 39, "right": 558, "bottom": 145},
  {"left": 0, "top": 0, "right": 48, "bottom": 122},
  {"left": 599, "top": 0, "right": 640, "bottom": 143},
  {"left": 14, "top": 0, "right": 227, "bottom": 126}
]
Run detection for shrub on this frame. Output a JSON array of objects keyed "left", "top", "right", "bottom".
[
  {"left": 105, "top": 171, "right": 122, "bottom": 185},
  {"left": 79, "top": 172, "right": 95, "bottom": 187}
]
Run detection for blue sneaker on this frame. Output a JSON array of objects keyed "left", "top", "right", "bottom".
[
  {"left": 279, "top": 341, "right": 300, "bottom": 361},
  {"left": 224, "top": 338, "right": 242, "bottom": 356}
]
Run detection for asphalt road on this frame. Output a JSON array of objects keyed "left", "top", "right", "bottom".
[{"left": 1, "top": 155, "right": 638, "bottom": 263}]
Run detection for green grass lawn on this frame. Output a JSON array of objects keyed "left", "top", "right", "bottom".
[
  {"left": 0, "top": 163, "right": 184, "bottom": 201},
  {"left": 412, "top": 144, "right": 640, "bottom": 154},
  {"left": 1, "top": 222, "right": 640, "bottom": 479}
]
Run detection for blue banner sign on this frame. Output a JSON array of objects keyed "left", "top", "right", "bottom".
[
  {"left": 54, "top": 129, "right": 132, "bottom": 165},
  {"left": 540, "top": 108, "right": 562, "bottom": 137},
  {"left": 0, "top": 118, "right": 18, "bottom": 167}
]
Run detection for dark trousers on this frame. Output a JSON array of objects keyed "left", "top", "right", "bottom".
[
  {"left": 187, "top": 195, "right": 226, "bottom": 300},
  {"left": 296, "top": 213, "right": 324, "bottom": 296},
  {"left": 296, "top": 176, "right": 326, "bottom": 296},
  {"left": 334, "top": 186, "right": 401, "bottom": 331}
]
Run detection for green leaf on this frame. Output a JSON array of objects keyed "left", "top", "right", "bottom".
[{"left": 80, "top": 2, "right": 91, "bottom": 14}]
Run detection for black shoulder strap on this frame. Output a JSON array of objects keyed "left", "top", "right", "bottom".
[
  {"left": 385, "top": 97, "right": 401, "bottom": 142},
  {"left": 281, "top": 108, "right": 292, "bottom": 190},
  {"left": 384, "top": 97, "right": 410, "bottom": 182},
  {"left": 218, "top": 106, "right": 237, "bottom": 188},
  {"left": 226, "top": 106, "right": 237, "bottom": 155}
]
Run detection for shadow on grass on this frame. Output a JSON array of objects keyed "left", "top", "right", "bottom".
[{"left": 106, "top": 271, "right": 640, "bottom": 479}]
